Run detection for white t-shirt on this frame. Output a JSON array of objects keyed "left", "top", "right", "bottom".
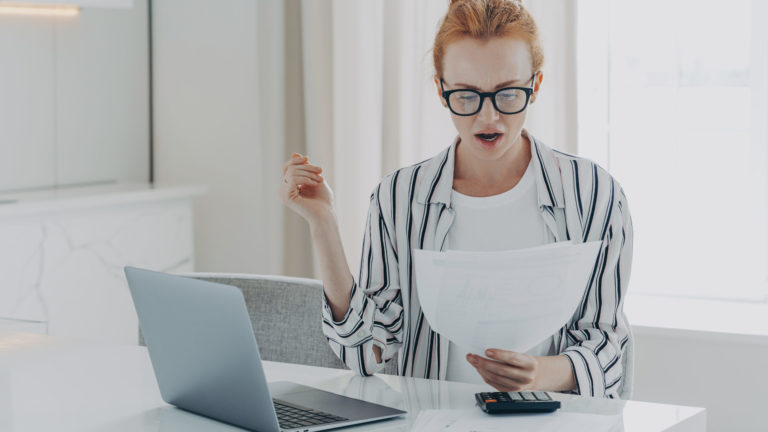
[{"left": 444, "top": 160, "right": 557, "bottom": 384}]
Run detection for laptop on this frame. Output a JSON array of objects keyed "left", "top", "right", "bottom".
[{"left": 124, "top": 266, "right": 406, "bottom": 432}]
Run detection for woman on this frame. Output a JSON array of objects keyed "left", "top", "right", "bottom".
[{"left": 279, "top": 0, "right": 633, "bottom": 399}]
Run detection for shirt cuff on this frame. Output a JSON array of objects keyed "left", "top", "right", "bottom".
[
  {"left": 321, "top": 280, "right": 370, "bottom": 345},
  {"left": 562, "top": 346, "right": 605, "bottom": 397}
]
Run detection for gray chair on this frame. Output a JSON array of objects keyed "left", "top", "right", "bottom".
[
  {"left": 135, "top": 272, "right": 632, "bottom": 397},
  {"left": 137, "top": 272, "right": 397, "bottom": 375},
  {"left": 618, "top": 320, "right": 635, "bottom": 400}
]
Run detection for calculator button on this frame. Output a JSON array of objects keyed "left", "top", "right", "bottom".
[
  {"left": 509, "top": 392, "right": 524, "bottom": 401},
  {"left": 533, "top": 392, "right": 551, "bottom": 401},
  {"left": 484, "top": 399, "right": 497, "bottom": 403},
  {"left": 521, "top": 392, "right": 537, "bottom": 401}
]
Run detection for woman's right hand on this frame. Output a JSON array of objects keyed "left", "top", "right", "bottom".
[{"left": 279, "top": 152, "right": 335, "bottom": 223}]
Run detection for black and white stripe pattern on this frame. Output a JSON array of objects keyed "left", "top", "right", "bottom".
[{"left": 321, "top": 128, "right": 634, "bottom": 399}]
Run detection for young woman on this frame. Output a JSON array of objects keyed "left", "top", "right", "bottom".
[{"left": 279, "top": 0, "right": 633, "bottom": 399}]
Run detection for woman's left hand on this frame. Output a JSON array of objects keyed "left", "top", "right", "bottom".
[{"left": 467, "top": 349, "right": 539, "bottom": 392}]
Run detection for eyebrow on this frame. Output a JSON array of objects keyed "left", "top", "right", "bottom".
[{"left": 452, "top": 79, "right": 525, "bottom": 91}]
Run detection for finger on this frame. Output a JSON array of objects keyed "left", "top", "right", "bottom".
[
  {"left": 283, "top": 155, "right": 307, "bottom": 172},
  {"left": 469, "top": 357, "right": 530, "bottom": 391},
  {"left": 471, "top": 355, "right": 533, "bottom": 385},
  {"left": 292, "top": 165, "right": 323, "bottom": 175},
  {"left": 473, "top": 363, "right": 525, "bottom": 392},
  {"left": 285, "top": 165, "right": 323, "bottom": 182},
  {"left": 288, "top": 152, "right": 306, "bottom": 163},
  {"left": 482, "top": 362, "right": 534, "bottom": 386},
  {"left": 479, "top": 368, "right": 528, "bottom": 392},
  {"left": 282, "top": 154, "right": 309, "bottom": 175},
  {"left": 281, "top": 176, "right": 314, "bottom": 194},
  {"left": 287, "top": 166, "right": 323, "bottom": 182},
  {"left": 486, "top": 349, "right": 536, "bottom": 369},
  {"left": 284, "top": 179, "right": 316, "bottom": 201},
  {"left": 289, "top": 173, "right": 321, "bottom": 185}
]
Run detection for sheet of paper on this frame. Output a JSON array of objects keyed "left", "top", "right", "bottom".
[
  {"left": 412, "top": 409, "right": 623, "bottom": 432},
  {"left": 412, "top": 241, "right": 602, "bottom": 354}
]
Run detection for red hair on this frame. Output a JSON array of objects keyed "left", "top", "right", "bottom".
[{"left": 433, "top": 0, "right": 544, "bottom": 78}]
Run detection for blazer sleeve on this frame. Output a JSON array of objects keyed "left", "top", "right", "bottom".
[
  {"left": 561, "top": 177, "right": 634, "bottom": 398},
  {"left": 320, "top": 182, "right": 404, "bottom": 376}
]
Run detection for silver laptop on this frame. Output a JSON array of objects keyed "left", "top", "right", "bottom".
[{"left": 124, "top": 266, "right": 406, "bottom": 432}]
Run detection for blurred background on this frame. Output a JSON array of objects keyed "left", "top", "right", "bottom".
[{"left": 0, "top": 0, "right": 766, "bottom": 430}]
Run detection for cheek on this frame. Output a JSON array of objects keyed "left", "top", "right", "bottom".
[
  {"left": 506, "top": 111, "right": 526, "bottom": 127},
  {"left": 450, "top": 115, "right": 474, "bottom": 135},
  {"left": 501, "top": 113, "right": 527, "bottom": 138}
]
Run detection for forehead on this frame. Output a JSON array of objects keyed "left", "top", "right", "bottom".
[{"left": 442, "top": 37, "right": 532, "bottom": 86}]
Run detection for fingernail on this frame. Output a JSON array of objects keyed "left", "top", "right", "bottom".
[
  {"left": 486, "top": 350, "right": 494, "bottom": 358},
  {"left": 468, "top": 355, "right": 478, "bottom": 365}
]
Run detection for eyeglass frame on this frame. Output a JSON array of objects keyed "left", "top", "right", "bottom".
[{"left": 439, "top": 72, "right": 537, "bottom": 116}]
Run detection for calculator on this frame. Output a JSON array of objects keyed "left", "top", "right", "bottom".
[{"left": 475, "top": 391, "right": 561, "bottom": 414}]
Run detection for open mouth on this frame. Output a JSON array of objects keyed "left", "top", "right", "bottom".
[{"left": 474, "top": 133, "right": 503, "bottom": 145}]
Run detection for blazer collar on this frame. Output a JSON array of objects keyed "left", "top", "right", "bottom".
[{"left": 415, "top": 128, "right": 565, "bottom": 209}]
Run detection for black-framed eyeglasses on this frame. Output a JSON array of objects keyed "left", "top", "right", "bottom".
[{"left": 440, "top": 73, "right": 537, "bottom": 116}]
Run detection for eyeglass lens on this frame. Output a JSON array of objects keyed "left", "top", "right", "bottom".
[{"left": 448, "top": 89, "right": 527, "bottom": 115}]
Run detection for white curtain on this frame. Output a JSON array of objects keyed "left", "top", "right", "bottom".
[
  {"left": 296, "top": 0, "right": 454, "bottom": 278},
  {"left": 275, "top": 0, "right": 578, "bottom": 279},
  {"left": 524, "top": 0, "right": 578, "bottom": 155}
]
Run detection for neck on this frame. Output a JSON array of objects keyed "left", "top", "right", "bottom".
[{"left": 454, "top": 132, "right": 532, "bottom": 186}]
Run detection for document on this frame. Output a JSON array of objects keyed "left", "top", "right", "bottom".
[
  {"left": 411, "top": 409, "right": 623, "bottom": 431},
  {"left": 412, "top": 241, "right": 602, "bottom": 355}
]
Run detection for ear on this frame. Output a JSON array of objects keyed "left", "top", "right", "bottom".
[
  {"left": 530, "top": 71, "right": 543, "bottom": 104},
  {"left": 434, "top": 76, "right": 448, "bottom": 108}
]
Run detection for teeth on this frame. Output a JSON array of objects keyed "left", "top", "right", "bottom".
[{"left": 478, "top": 133, "right": 499, "bottom": 141}]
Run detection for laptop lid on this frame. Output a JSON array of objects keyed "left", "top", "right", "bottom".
[{"left": 124, "top": 266, "right": 281, "bottom": 432}]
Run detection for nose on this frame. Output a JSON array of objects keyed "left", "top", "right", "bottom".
[{"left": 476, "top": 95, "right": 499, "bottom": 122}]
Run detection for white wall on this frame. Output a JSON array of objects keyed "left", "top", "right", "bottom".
[
  {"left": 633, "top": 332, "right": 768, "bottom": 432},
  {"left": 0, "top": 1, "right": 149, "bottom": 192},
  {"left": 152, "top": 0, "right": 285, "bottom": 275}
]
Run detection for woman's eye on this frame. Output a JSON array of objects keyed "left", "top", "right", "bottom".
[{"left": 459, "top": 95, "right": 478, "bottom": 101}]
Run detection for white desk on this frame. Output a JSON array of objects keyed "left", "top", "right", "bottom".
[{"left": 0, "top": 331, "right": 705, "bottom": 431}]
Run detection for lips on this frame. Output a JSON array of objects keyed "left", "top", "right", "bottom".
[
  {"left": 476, "top": 133, "right": 501, "bottom": 141},
  {"left": 474, "top": 128, "right": 504, "bottom": 141},
  {"left": 475, "top": 131, "right": 504, "bottom": 143},
  {"left": 473, "top": 132, "right": 504, "bottom": 148}
]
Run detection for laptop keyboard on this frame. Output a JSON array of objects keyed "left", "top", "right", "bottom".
[{"left": 273, "top": 399, "right": 348, "bottom": 430}]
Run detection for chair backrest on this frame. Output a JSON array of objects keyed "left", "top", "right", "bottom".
[
  {"left": 618, "top": 314, "right": 635, "bottom": 399},
  {"left": 138, "top": 272, "right": 397, "bottom": 375}
]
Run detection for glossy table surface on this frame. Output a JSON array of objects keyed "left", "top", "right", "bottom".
[{"left": 0, "top": 331, "right": 705, "bottom": 431}]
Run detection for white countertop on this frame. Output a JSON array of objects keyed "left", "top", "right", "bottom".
[
  {"left": 0, "top": 330, "right": 706, "bottom": 432},
  {"left": 625, "top": 292, "right": 768, "bottom": 344},
  {"left": 0, "top": 181, "right": 206, "bottom": 217}
]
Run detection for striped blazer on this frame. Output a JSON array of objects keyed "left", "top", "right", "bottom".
[{"left": 321, "top": 128, "right": 634, "bottom": 399}]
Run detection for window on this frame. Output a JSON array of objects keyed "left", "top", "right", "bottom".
[{"left": 578, "top": 0, "right": 768, "bottom": 301}]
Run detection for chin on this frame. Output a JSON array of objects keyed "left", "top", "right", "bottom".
[{"left": 465, "top": 134, "right": 509, "bottom": 157}]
